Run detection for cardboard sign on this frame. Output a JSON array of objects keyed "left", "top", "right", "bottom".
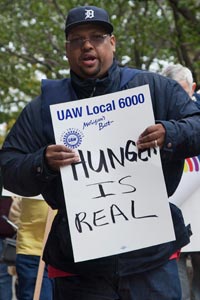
[{"left": 50, "top": 85, "right": 175, "bottom": 262}]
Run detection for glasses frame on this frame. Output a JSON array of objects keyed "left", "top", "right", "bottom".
[{"left": 66, "top": 34, "right": 110, "bottom": 49}]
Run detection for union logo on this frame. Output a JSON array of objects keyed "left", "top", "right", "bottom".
[{"left": 61, "top": 128, "right": 84, "bottom": 149}]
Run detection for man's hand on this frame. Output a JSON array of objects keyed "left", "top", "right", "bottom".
[
  {"left": 137, "top": 124, "right": 166, "bottom": 150},
  {"left": 45, "top": 144, "right": 80, "bottom": 171}
]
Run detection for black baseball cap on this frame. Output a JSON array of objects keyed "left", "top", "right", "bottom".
[{"left": 65, "top": 6, "right": 113, "bottom": 35}]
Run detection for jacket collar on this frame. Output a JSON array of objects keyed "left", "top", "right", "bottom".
[{"left": 70, "top": 59, "right": 121, "bottom": 99}]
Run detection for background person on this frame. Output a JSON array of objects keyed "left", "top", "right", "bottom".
[
  {"left": 0, "top": 196, "right": 14, "bottom": 300},
  {"left": 0, "top": 174, "right": 17, "bottom": 300},
  {"left": 10, "top": 197, "right": 54, "bottom": 300},
  {"left": 162, "top": 63, "right": 200, "bottom": 300},
  {"left": 1, "top": 5, "right": 200, "bottom": 300}
]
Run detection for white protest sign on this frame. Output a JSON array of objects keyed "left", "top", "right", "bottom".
[
  {"left": 50, "top": 85, "right": 175, "bottom": 262},
  {"left": 170, "top": 156, "right": 200, "bottom": 251}
]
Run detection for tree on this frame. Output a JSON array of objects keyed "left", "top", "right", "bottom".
[{"left": 0, "top": 0, "right": 200, "bottom": 143}]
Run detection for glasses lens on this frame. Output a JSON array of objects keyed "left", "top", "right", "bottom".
[
  {"left": 90, "top": 35, "right": 106, "bottom": 46},
  {"left": 67, "top": 34, "right": 108, "bottom": 48},
  {"left": 71, "top": 38, "right": 82, "bottom": 48}
]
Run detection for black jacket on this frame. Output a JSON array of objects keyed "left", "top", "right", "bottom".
[{"left": 1, "top": 61, "right": 200, "bottom": 275}]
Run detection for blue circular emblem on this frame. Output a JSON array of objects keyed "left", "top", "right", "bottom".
[{"left": 62, "top": 128, "right": 83, "bottom": 149}]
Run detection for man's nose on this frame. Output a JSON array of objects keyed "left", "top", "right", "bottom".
[{"left": 81, "top": 38, "right": 93, "bottom": 48}]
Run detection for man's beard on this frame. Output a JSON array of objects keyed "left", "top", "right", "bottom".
[{"left": 79, "top": 64, "right": 101, "bottom": 79}]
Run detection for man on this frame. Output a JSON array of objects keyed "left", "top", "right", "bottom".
[
  {"left": 1, "top": 5, "right": 200, "bottom": 300},
  {"left": 162, "top": 64, "right": 200, "bottom": 108},
  {"left": 162, "top": 64, "right": 200, "bottom": 300},
  {"left": 162, "top": 63, "right": 196, "bottom": 98}
]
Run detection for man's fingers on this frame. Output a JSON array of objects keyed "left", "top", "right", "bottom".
[
  {"left": 137, "top": 124, "right": 165, "bottom": 150},
  {"left": 45, "top": 144, "right": 80, "bottom": 171}
]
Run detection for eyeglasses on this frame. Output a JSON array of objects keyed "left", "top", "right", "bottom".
[{"left": 66, "top": 34, "right": 110, "bottom": 49}]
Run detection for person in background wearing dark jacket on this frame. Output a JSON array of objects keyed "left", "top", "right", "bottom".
[
  {"left": 0, "top": 174, "right": 14, "bottom": 300},
  {"left": 162, "top": 63, "right": 200, "bottom": 300},
  {"left": 1, "top": 5, "right": 200, "bottom": 300}
]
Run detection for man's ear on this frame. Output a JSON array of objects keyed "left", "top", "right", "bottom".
[
  {"left": 192, "top": 82, "right": 197, "bottom": 94},
  {"left": 110, "top": 35, "right": 116, "bottom": 53}
]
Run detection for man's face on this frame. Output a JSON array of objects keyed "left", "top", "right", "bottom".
[{"left": 66, "top": 24, "right": 116, "bottom": 79}]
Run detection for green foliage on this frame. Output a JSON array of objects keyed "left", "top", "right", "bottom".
[{"left": 0, "top": 0, "right": 200, "bottom": 143}]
